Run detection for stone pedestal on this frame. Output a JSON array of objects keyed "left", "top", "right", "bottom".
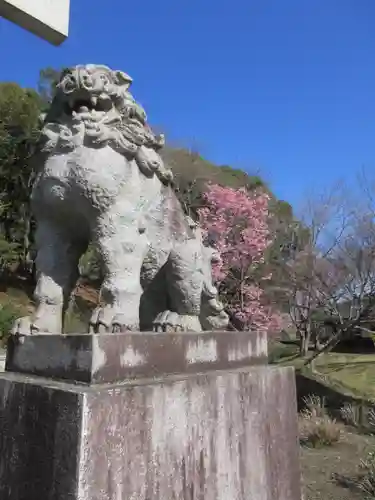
[{"left": 0, "top": 332, "right": 302, "bottom": 500}]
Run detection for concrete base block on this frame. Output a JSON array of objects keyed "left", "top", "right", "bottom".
[
  {"left": 0, "top": 333, "right": 302, "bottom": 499},
  {"left": 5, "top": 331, "right": 268, "bottom": 383}
]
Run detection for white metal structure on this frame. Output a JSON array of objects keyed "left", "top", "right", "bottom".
[{"left": 0, "top": 0, "right": 70, "bottom": 45}]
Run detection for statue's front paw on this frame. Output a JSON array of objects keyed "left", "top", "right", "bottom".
[
  {"left": 89, "top": 307, "right": 139, "bottom": 334},
  {"left": 153, "top": 311, "right": 201, "bottom": 333},
  {"left": 11, "top": 317, "right": 39, "bottom": 344}
]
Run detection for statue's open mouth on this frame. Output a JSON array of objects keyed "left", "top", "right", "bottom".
[{"left": 64, "top": 93, "right": 113, "bottom": 116}]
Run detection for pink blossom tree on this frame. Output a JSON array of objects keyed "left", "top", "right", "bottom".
[{"left": 198, "top": 183, "right": 282, "bottom": 334}]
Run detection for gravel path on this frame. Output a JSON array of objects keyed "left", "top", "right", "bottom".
[{"left": 301, "top": 430, "right": 375, "bottom": 499}]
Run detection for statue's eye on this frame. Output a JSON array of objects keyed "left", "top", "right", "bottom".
[{"left": 99, "top": 74, "right": 109, "bottom": 85}]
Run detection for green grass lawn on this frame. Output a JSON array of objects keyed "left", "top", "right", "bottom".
[
  {"left": 269, "top": 342, "right": 375, "bottom": 400},
  {"left": 315, "top": 353, "right": 375, "bottom": 400},
  {"left": 269, "top": 340, "right": 375, "bottom": 400},
  {"left": 268, "top": 340, "right": 304, "bottom": 368}
]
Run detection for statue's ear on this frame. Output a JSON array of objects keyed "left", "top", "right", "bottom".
[
  {"left": 59, "top": 67, "right": 74, "bottom": 81},
  {"left": 60, "top": 67, "right": 71, "bottom": 78},
  {"left": 55, "top": 67, "right": 71, "bottom": 87},
  {"left": 113, "top": 70, "right": 133, "bottom": 90}
]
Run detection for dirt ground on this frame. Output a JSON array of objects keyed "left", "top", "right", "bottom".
[{"left": 301, "top": 429, "right": 375, "bottom": 499}]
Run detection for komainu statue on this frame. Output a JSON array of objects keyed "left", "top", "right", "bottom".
[{"left": 12, "top": 64, "right": 229, "bottom": 336}]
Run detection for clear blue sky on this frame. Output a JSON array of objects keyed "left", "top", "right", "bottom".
[{"left": 1, "top": 0, "right": 375, "bottom": 210}]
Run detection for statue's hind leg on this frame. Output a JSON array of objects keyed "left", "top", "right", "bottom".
[
  {"left": 90, "top": 210, "right": 148, "bottom": 333},
  {"left": 12, "top": 217, "right": 87, "bottom": 337},
  {"left": 153, "top": 240, "right": 203, "bottom": 332}
]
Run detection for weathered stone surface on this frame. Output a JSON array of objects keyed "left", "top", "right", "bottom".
[
  {"left": 0, "top": 365, "right": 301, "bottom": 500},
  {"left": 0, "top": 374, "right": 81, "bottom": 499},
  {"left": 5, "top": 331, "right": 268, "bottom": 383},
  {"left": 0, "top": 350, "right": 5, "bottom": 372},
  {"left": 12, "top": 64, "right": 229, "bottom": 338}
]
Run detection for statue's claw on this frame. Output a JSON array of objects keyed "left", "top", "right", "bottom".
[
  {"left": 89, "top": 307, "right": 139, "bottom": 334},
  {"left": 152, "top": 311, "right": 201, "bottom": 333},
  {"left": 11, "top": 316, "right": 40, "bottom": 344}
]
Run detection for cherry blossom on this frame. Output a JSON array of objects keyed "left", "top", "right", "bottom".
[{"left": 198, "top": 183, "right": 282, "bottom": 334}]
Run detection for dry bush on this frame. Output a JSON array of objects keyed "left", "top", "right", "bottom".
[
  {"left": 340, "top": 402, "right": 360, "bottom": 428},
  {"left": 368, "top": 408, "right": 375, "bottom": 430},
  {"left": 340, "top": 403, "right": 375, "bottom": 434},
  {"left": 302, "top": 394, "right": 327, "bottom": 418},
  {"left": 333, "top": 450, "right": 375, "bottom": 497},
  {"left": 299, "top": 394, "right": 343, "bottom": 448},
  {"left": 354, "top": 451, "right": 375, "bottom": 498}
]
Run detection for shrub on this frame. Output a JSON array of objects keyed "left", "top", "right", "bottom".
[
  {"left": 299, "top": 394, "right": 343, "bottom": 448},
  {"left": 79, "top": 245, "right": 103, "bottom": 283},
  {"left": 63, "top": 308, "right": 88, "bottom": 334},
  {"left": 0, "top": 301, "right": 22, "bottom": 345},
  {"left": 0, "top": 236, "right": 22, "bottom": 273}
]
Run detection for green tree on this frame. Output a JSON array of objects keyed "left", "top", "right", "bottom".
[
  {"left": 0, "top": 82, "right": 42, "bottom": 272},
  {"left": 37, "top": 67, "right": 61, "bottom": 109}
]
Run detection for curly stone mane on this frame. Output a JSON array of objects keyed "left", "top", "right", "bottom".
[{"left": 39, "top": 64, "right": 173, "bottom": 185}]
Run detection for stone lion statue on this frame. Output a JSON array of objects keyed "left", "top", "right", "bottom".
[{"left": 12, "top": 64, "right": 229, "bottom": 336}]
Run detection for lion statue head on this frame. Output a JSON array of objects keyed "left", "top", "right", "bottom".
[{"left": 40, "top": 64, "right": 173, "bottom": 184}]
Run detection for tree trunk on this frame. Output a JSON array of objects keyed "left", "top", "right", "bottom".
[
  {"left": 299, "top": 325, "right": 312, "bottom": 357},
  {"left": 299, "top": 336, "right": 309, "bottom": 357}
]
